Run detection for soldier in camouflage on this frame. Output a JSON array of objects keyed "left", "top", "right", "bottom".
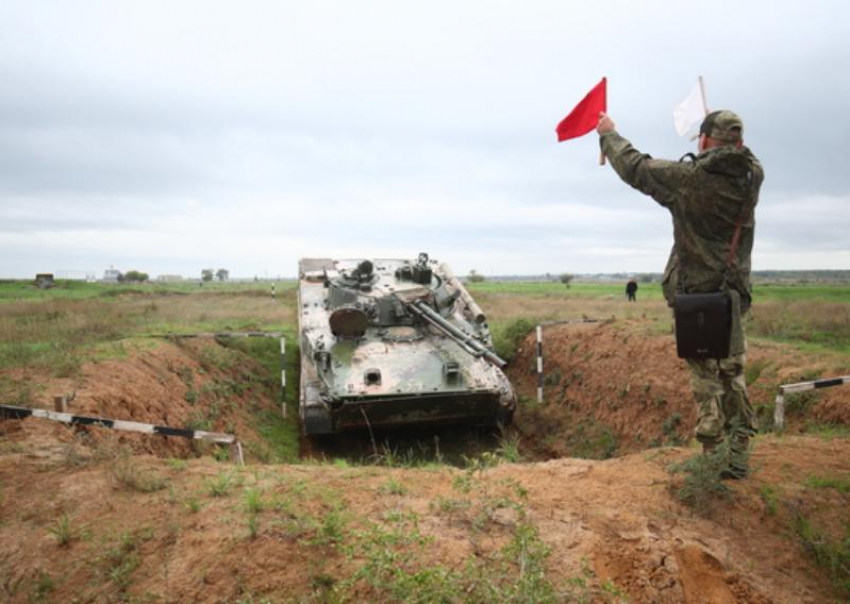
[{"left": 596, "top": 110, "right": 764, "bottom": 478}]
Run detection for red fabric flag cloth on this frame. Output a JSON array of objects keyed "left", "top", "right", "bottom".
[{"left": 556, "top": 77, "right": 607, "bottom": 142}]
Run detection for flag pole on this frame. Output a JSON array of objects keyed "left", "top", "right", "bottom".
[
  {"left": 600, "top": 77, "right": 608, "bottom": 166},
  {"left": 698, "top": 75, "right": 709, "bottom": 115}
]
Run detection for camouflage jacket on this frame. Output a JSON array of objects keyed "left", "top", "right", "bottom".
[{"left": 600, "top": 131, "right": 764, "bottom": 309}]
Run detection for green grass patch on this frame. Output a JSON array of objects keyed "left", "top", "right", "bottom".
[
  {"left": 759, "top": 485, "right": 779, "bottom": 515},
  {"left": 803, "top": 423, "right": 850, "bottom": 440},
  {"left": 468, "top": 281, "right": 667, "bottom": 300},
  {"left": 793, "top": 514, "right": 850, "bottom": 597},
  {"left": 563, "top": 420, "right": 618, "bottom": 460},
  {"left": 805, "top": 474, "right": 850, "bottom": 494},
  {"left": 491, "top": 317, "right": 537, "bottom": 363}
]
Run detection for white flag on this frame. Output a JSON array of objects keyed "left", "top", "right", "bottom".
[{"left": 673, "top": 78, "right": 707, "bottom": 136}]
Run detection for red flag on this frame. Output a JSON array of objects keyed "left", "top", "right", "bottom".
[{"left": 556, "top": 77, "right": 607, "bottom": 142}]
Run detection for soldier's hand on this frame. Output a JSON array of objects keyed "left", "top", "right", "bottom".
[{"left": 596, "top": 112, "right": 615, "bottom": 135}]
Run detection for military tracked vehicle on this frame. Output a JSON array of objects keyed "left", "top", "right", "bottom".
[{"left": 298, "top": 253, "right": 516, "bottom": 436}]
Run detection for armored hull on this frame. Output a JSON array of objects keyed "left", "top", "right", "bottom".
[{"left": 298, "top": 254, "right": 516, "bottom": 436}]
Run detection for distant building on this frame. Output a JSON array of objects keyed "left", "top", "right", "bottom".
[
  {"left": 55, "top": 270, "right": 97, "bottom": 281},
  {"left": 35, "top": 273, "right": 55, "bottom": 289},
  {"left": 156, "top": 274, "right": 184, "bottom": 283},
  {"left": 102, "top": 268, "right": 122, "bottom": 283}
]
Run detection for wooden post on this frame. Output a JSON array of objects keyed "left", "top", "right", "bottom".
[{"left": 53, "top": 396, "right": 67, "bottom": 413}]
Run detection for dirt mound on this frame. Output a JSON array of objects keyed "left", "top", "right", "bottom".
[
  {"left": 2, "top": 319, "right": 850, "bottom": 602},
  {"left": 1, "top": 433, "right": 847, "bottom": 603},
  {"left": 0, "top": 338, "right": 284, "bottom": 461},
  {"left": 509, "top": 320, "right": 850, "bottom": 459}
]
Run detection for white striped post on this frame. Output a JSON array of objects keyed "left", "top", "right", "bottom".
[
  {"left": 536, "top": 325, "right": 544, "bottom": 404},
  {"left": 774, "top": 375, "right": 850, "bottom": 430},
  {"left": 280, "top": 337, "right": 287, "bottom": 418},
  {"left": 271, "top": 283, "right": 276, "bottom": 299},
  {"left": 230, "top": 441, "right": 245, "bottom": 465},
  {"left": 0, "top": 404, "right": 242, "bottom": 463}
]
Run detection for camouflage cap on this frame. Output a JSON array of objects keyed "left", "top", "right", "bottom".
[{"left": 699, "top": 110, "right": 743, "bottom": 143}]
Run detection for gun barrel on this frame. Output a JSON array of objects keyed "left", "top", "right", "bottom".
[
  {"left": 438, "top": 262, "right": 486, "bottom": 324},
  {"left": 410, "top": 301, "right": 506, "bottom": 368}
]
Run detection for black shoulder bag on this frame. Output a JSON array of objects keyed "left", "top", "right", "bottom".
[{"left": 674, "top": 186, "right": 752, "bottom": 359}]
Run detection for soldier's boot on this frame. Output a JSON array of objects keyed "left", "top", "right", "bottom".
[
  {"left": 721, "top": 432, "right": 751, "bottom": 480},
  {"left": 699, "top": 437, "right": 722, "bottom": 455}
]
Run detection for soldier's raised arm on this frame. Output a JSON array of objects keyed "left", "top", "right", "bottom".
[{"left": 596, "top": 112, "right": 692, "bottom": 208}]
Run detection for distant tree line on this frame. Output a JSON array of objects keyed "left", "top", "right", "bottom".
[
  {"left": 467, "top": 270, "right": 485, "bottom": 283},
  {"left": 201, "top": 268, "right": 230, "bottom": 282},
  {"left": 120, "top": 270, "right": 149, "bottom": 283}
]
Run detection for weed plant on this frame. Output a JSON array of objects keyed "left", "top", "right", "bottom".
[
  {"left": 205, "top": 471, "right": 236, "bottom": 497},
  {"left": 247, "top": 512, "right": 259, "bottom": 539},
  {"left": 562, "top": 420, "right": 618, "bottom": 460},
  {"left": 759, "top": 485, "right": 779, "bottom": 516},
  {"left": 243, "top": 488, "right": 266, "bottom": 513},
  {"left": 185, "top": 496, "right": 201, "bottom": 513},
  {"left": 109, "top": 457, "right": 169, "bottom": 493},
  {"left": 794, "top": 514, "right": 850, "bottom": 597},
  {"left": 32, "top": 569, "right": 55, "bottom": 602},
  {"left": 47, "top": 514, "right": 75, "bottom": 547},
  {"left": 669, "top": 442, "right": 736, "bottom": 515},
  {"left": 332, "top": 503, "right": 590, "bottom": 603},
  {"left": 97, "top": 528, "right": 154, "bottom": 596},
  {"left": 378, "top": 478, "right": 407, "bottom": 496},
  {"left": 496, "top": 433, "right": 523, "bottom": 463}
]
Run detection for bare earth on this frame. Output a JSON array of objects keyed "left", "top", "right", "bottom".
[{"left": 1, "top": 321, "right": 849, "bottom": 603}]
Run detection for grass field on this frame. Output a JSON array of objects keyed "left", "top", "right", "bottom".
[
  {"left": 0, "top": 279, "right": 298, "bottom": 302},
  {"left": 468, "top": 280, "right": 850, "bottom": 303},
  {"left": 467, "top": 281, "right": 850, "bottom": 355},
  {"left": 1, "top": 278, "right": 848, "bottom": 380}
]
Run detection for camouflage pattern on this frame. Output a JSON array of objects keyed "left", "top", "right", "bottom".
[
  {"left": 599, "top": 131, "right": 763, "bottom": 309},
  {"left": 297, "top": 254, "right": 516, "bottom": 436},
  {"left": 699, "top": 110, "right": 744, "bottom": 143},
  {"left": 686, "top": 349, "right": 755, "bottom": 446},
  {"left": 600, "top": 129, "right": 763, "bottom": 460}
]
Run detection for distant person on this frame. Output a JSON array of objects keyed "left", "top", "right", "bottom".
[
  {"left": 626, "top": 279, "right": 638, "bottom": 302},
  {"left": 597, "top": 110, "right": 763, "bottom": 479}
]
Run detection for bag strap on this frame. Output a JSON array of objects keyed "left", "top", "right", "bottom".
[{"left": 724, "top": 170, "right": 757, "bottom": 271}]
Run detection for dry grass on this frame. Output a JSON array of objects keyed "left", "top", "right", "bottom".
[
  {"left": 480, "top": 292, "right": 850, "bottom": 353},
  {"left": 478, "top": 292, "right": 671, "bottom": 326},
  {"left": 0, "top": 290, "right": 293, "bottom": 374},
  {"left": 751, "top": 301, "right": 850, "bottom": 350},
  {"left": 148, "top": 294, "right": 294, "bottom": 332},
  {"left": 0, "top": 299, "right": 130, "bottom": 375}
]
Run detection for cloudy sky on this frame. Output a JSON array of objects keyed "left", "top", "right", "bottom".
[{"left": 1, "top": 0, "right": 848, "bottom": 279}]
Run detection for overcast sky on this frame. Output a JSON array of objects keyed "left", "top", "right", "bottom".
[{"left": 1, "top": 0, "right": 848, "bottom": 279}]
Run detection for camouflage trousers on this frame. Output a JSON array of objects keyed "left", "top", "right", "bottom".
[{"left": 685, "top": 350, "right": 756, "bottom": 446}]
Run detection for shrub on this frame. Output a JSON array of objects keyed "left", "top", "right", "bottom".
[
  {"left": 492, "top": 317, "right": 537, "bottom": 363},
  {"left": 669, "top": 441, "right": 738, "bottom": 515}
]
